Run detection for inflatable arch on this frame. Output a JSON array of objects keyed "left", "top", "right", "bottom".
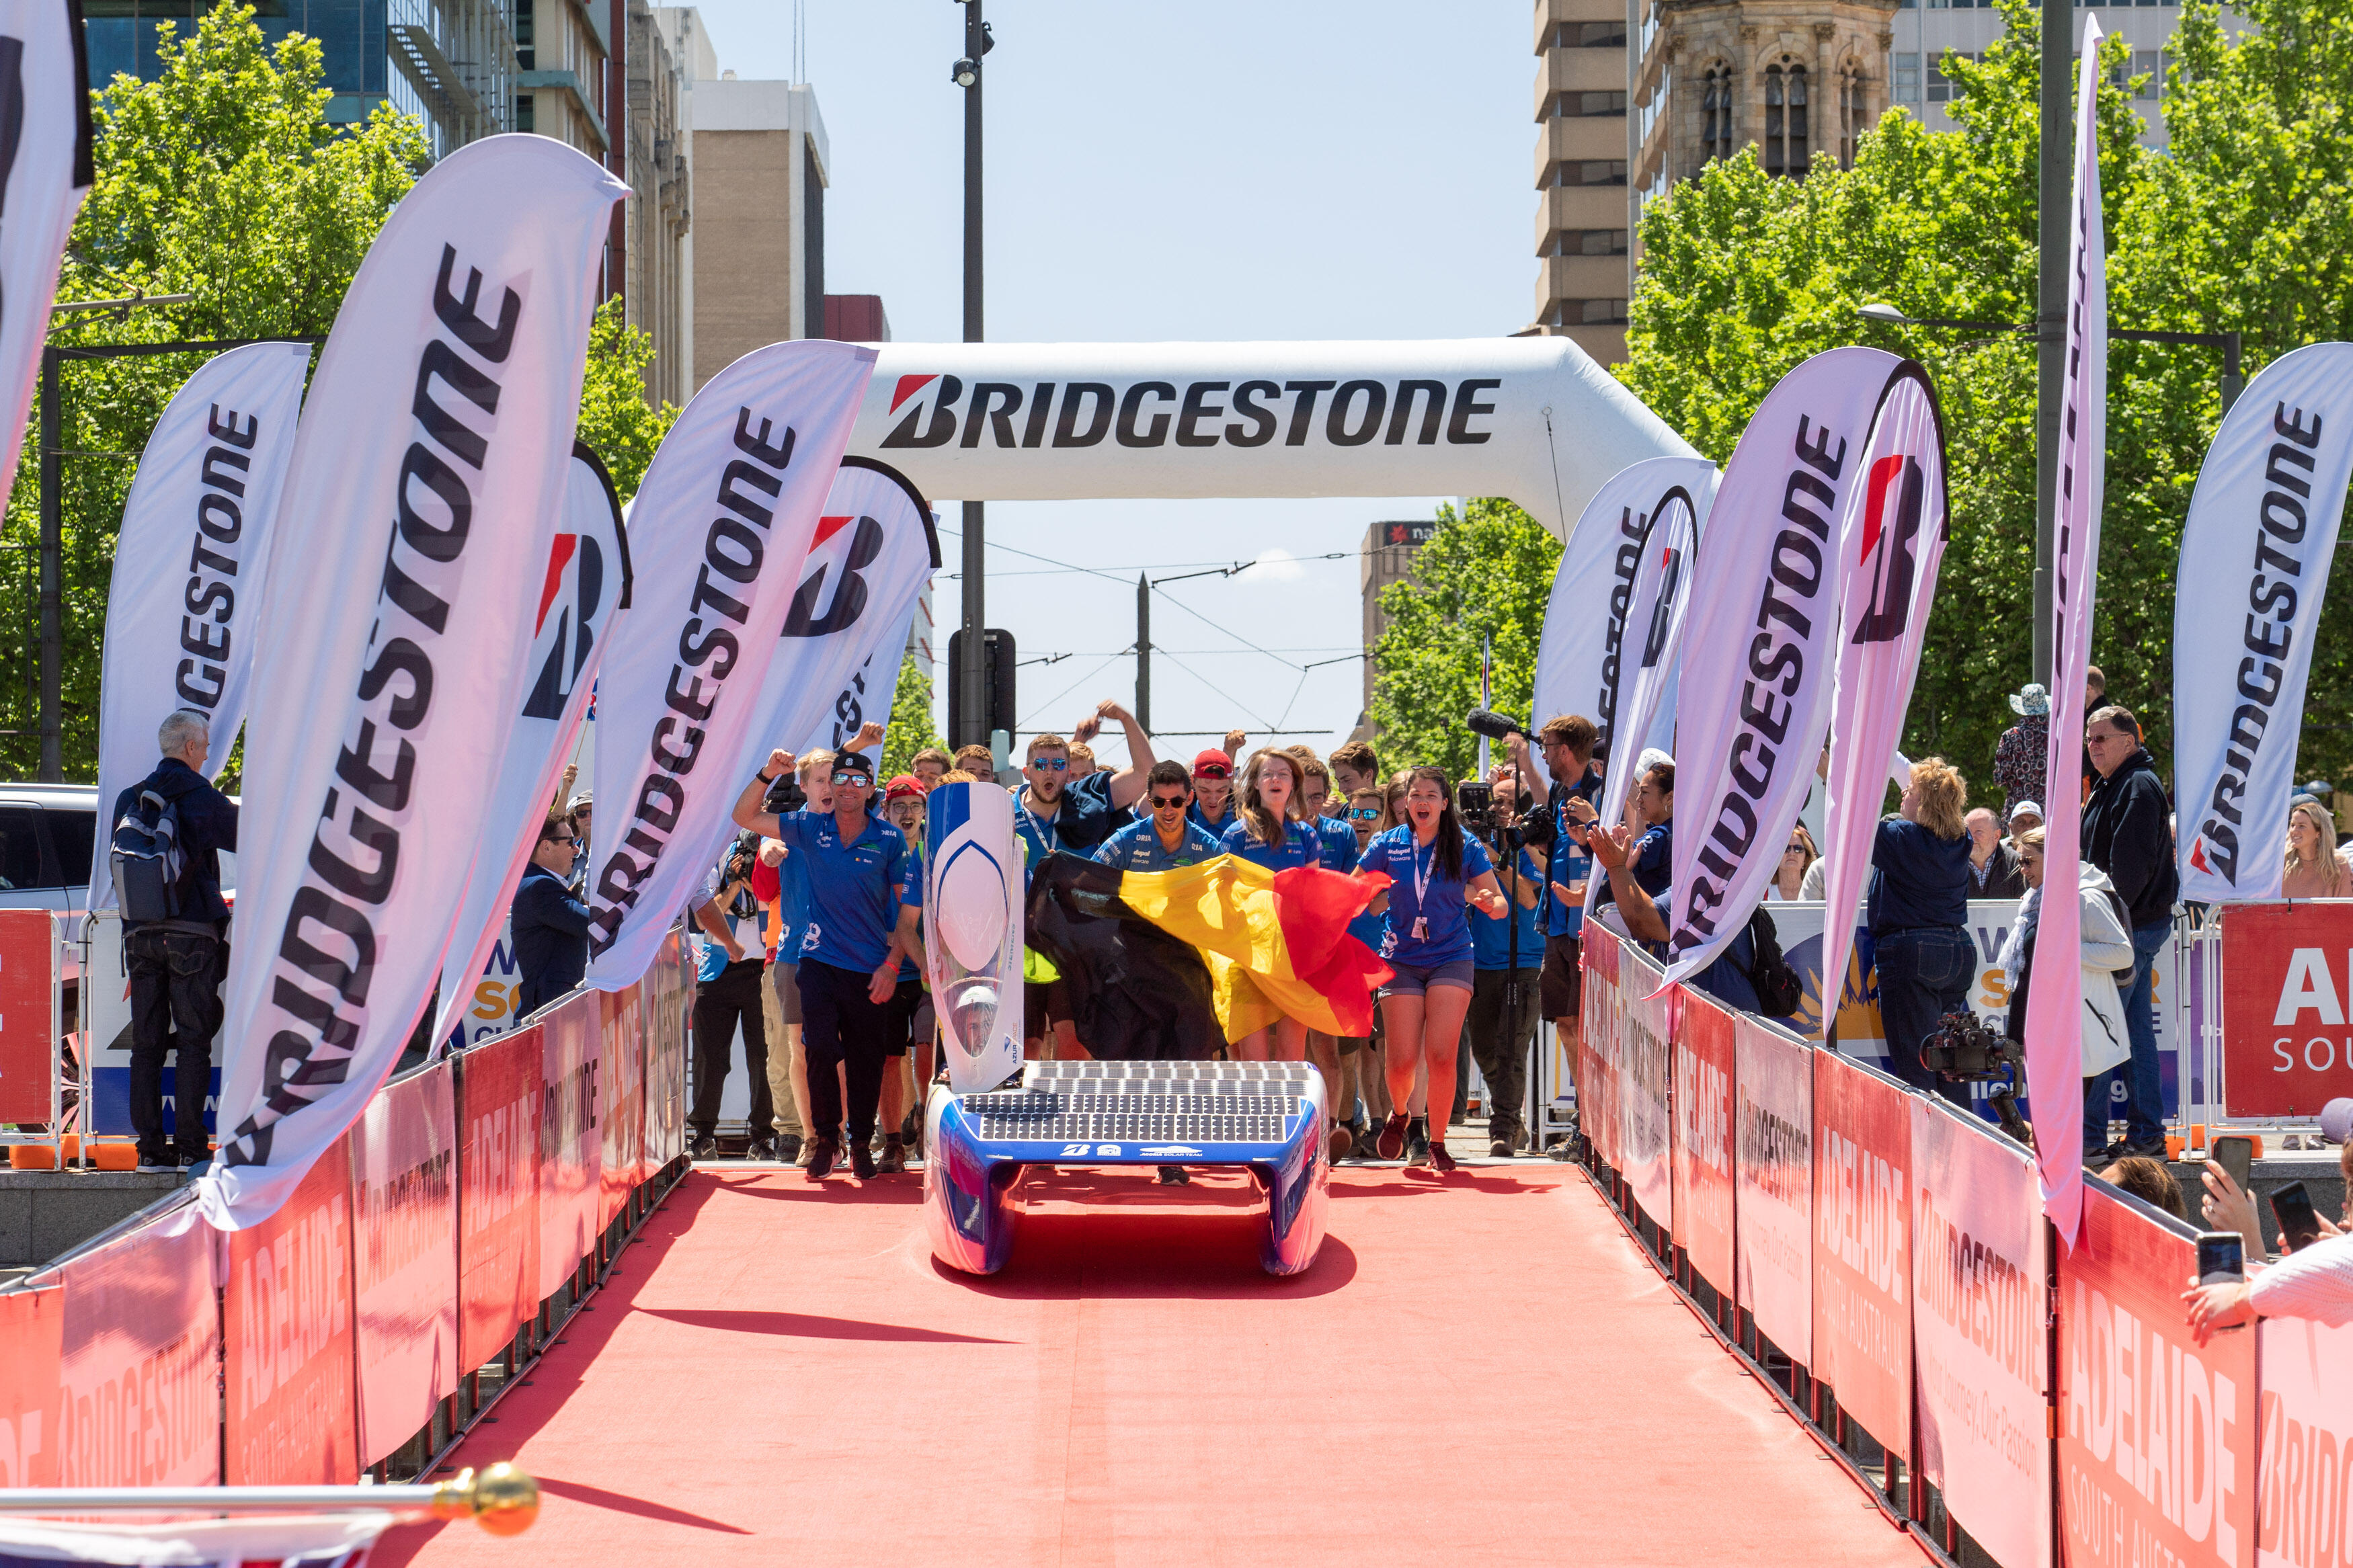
[{"left": 841, "top": 337, "right": 1696, "bottom": 540}]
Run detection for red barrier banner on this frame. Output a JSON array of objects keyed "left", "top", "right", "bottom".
[
  {"left": 1911, "top": 1098, "right": 2051, "bottom": 1568},
  {"left": 225, "top": 1132, "right": 358, "bottom": 1484},
  {"left": 1673, "top": 989, "right": 1736, "bottom": 1298},
  {"left": 2219, "top": 903, "right": 2353, "bottom": 1117},
  {"left": 600, "top": 985, "right": 645, "bottom": 1228},
  {"left": 647, "top": 927, "right": 688, "bottom": 1171},
  {"left": 457, "top": 1022, "right": 542, "bottom": 1374},
  {"left": 350, "top": 1061, "right": 458, "bottom": 1469},
  {"left": 2256, "top": 1317, "right": 2353, "bottom": 1568},
  {"left": 0, "top": 1285, "right": 61, "bottom": 1485},
  {"left": 1812, "top": 1048, "right": 1911, "bottom": 1460},
  {"left": 1620, "top": 944, "right": 1674, "bottom": 1231},
  {"left": 2059, "top": 1180, "right": 2258, "bottom": 1568},
  {"left": 536, "top": 991, "right": 602, "bottom": 1301},
  {"left": 53, "top": 1197, "right": 218, "bottom": 1485},
  {"left": 1736, "top": 1015, "right": 1812, "bottom": 1363},
  {"left": 0, "top": 909, "right": 54, "bottom": 1122},
  {"left": 1581, "top": 925, "right": 1620, "bottom": 1170}
]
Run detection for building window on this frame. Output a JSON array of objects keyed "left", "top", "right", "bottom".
[
  {"left": 1894, "top": 51, "right": 1919, "bottom": 104},
  {"left": 1762, "top": 60, "right": 1808, "bottom": 177},
  {"left": 1841, "top": 71, "right": 1866, "bottom": 163},
  {"left": 1928, "top": 51, "right": 1972, "bottom": 104},
  {"left": 1553, "top": 19, "right": 1627, "bottom": 48},
  {"left": 1555, "top": 89, "right": 1627, "bottom": 118},
  {"left": 1701, "top": 65, "right": 1736, "bottom": 165},
  {"left": 1579, "top": 299, "right": 1630, "bottom": 326},
  {"left": 514, "top": 0, "right": 534, "bottom": 69},
  {"left": 514, "top": 91, "right": 533, "bottom": 132},
  {"left": 1562, "top": 159, "right": 1628, "bottom": 186},
  {"left": 1579, "top": 228, "right": 1630, "bottom": 256},
  {"left": 2129, "top": 48, "right": 2163, "bottom": 97}
]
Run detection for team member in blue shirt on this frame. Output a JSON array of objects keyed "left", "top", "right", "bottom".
[
  {"left": 1587, "top": 819, "right": 1763, "bottom": 1015},
  {"left": 735, "top": 747, "right": 924, "bottom": 1182},
  {"left": 1466, "top": 765, "right": 1548, "bottom": 1159},
  {"left": 1220, "top": 752, "right": 1335, "bottom": 1141},
  {"left": 1184, "top": 747, "right": 1242, "bottom": 839},
  {"left": 1093, "top": 760, "right": 1225, "bottom": 872},
  {"left": 1506, "top": 717, "right": 1603, "bottom": 1114},
  {"left": 1330, "top": 782, "right": 1396, "bottom": 1154},
  {"left": 1357, "top": 767, "right": 1509, "bottom": 1173}
]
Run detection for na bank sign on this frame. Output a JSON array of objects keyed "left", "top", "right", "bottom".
[{"left": 840, "top": 337, "right": 1696, "bottom": 540}]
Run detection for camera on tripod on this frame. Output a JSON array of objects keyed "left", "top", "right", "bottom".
[{"left": 1918, "top": 1009, "right": 2018, "bottom": 1081}]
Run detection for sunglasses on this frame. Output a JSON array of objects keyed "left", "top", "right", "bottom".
[
  {"left": 831, "top": 771, "right": 869, "bottom": 786},
  {"left": 1029, "top": 757, "right": 1068, "bottom": 772},
  {"left": 1347, "top": 807, "right": 1381, "bottom": 821},
  {"left": 1148, "top": 794, "right": 1191, "bottom": 809}
]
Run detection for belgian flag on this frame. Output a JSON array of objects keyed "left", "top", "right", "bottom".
[{"left": 1024, "top": 852, "right": 1391, "bottom": 1059}]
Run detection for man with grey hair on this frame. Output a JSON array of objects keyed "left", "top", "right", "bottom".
[{"left": 110, "top": 707, "right": 239, "bottom": 1173}]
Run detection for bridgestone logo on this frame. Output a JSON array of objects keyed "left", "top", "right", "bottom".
[{"left": 879, "top": 375, "right": 1501, "bottom": 451}]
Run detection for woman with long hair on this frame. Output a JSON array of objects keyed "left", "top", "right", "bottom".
[
  {"left": 1869, "top": 757, "right": 1975, "bottom": 1104},
  {"left": 1770, "top": 822, "right": 1819, "bottom": 901},
  {"left": 1357, "top": 766, "right": 1509, "bottom": 1173},
  {"left": 2000, "top": 825, "right": 2133, "bottom": 1161},
  {"left": 1220, "top": 749, "right": 1327, "bottom": 1068},
  {"left": 2283, "top": 798, "right": 2351, "bottom": 899}
]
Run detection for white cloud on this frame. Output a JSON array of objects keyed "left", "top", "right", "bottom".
[{"left": 1246, "top": 548, "right": 1308, "bottom": 583}]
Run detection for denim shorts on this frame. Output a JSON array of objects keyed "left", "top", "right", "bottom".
[{"left": 1380, "top": 957, "right": 1476, "bottom": 997}]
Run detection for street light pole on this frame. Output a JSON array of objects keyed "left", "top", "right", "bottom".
[
  {"left": 955, "top": 0, "right": 987, "bottom": 745},
  {"left": 1135, "top": 573, "right": 1150, "bottom": 735},
  {"left": 2034, "top": 0, "right": 2075, "bottom": 691}
]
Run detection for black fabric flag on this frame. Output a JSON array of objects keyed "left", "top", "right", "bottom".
[{"left": 1024, "top": 853, "right": 1224, "bottom": 1062}]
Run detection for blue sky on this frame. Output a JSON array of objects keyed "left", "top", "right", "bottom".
[{"left": 685, "top": 1, "right": 1534, "bottom": 757}]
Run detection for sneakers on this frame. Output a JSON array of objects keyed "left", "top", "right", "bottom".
[
  {"left": 1326, "top": 1124, "right": 1354, "bottom": 1163},
  {"left": 1427, "top": 1139, "right": 1458, "bottom": 1175},
  {"left": 1406, "top": 1118, "right": 1431, "bottom": 1167},
  {"left": 1488, "top": 1137, "right": 1515, "bottom": 1159},
  {"left": 688, "top": 1131, "right": 719, "bottom": 1161},
  {"left": 135, "top": 1153, "right": 177, "bottom": 1173},
  {"left": 2105, "top": 1136, "right": 2169, "bottom": 1161},
  {"left": 777, "top": 1133, "right": 803, "bottom": 1164},
  {"left": 875, "top": 1139, "right": 907, "bottom": 1175},
  {"left": 849, "top": 1141, "right": 877, "bottom": 1180},
  {"left": 746, "top": 1134, "right": 780, "bottom": 1162},
  {"left": 1375, "top": 1112, "right": 1410, "bottom": 1161},
  {"left": 1156, "top": 1165, "right": 1191, "bottom": 1186},
  {"left": 805, "top": 1139, "right": 838, "bottom": 1180}
]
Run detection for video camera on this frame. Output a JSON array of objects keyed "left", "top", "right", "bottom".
[
  {"left": 1919, "top": 1009, "right": 2035, "bottom": 1150},
  {"left": 1456, "top": 779, "right": 1498, "bottom": 831}
]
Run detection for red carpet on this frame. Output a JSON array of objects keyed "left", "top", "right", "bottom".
[{"left": 377, "top": 1166, "right": 1927, "bottom": 1568}]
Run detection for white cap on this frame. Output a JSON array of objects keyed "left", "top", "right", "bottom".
[{"left": 2009, "top": 799, "right": 2044, "bottom": 824}]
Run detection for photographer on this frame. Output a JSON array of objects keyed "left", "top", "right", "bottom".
[
  {"left": 1466, "top": 764, "right": 1545, "bottom": 1158},
  {"left": 687, "top": 830, "right": 776, "bottom": 1161},
  {"left": 1503, "top": 715, "right": 1602, "bottom": 1116},
  {"left": 1997, "top": 825, "right": 2133, "bottom": 1143}
]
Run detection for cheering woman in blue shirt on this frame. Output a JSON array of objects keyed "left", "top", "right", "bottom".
[
  {"left": 1220, "top": 749, "right": 1328, "bottom": 1077},
  {"left": 1357, "top": 767, "right": 1509, "bottom": 1172}
]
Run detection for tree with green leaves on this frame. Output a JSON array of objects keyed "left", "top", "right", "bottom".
[
  {"left": 1368, "top": 498, "right": 1561, "bottom": 781},
  {"left": 9, "top": 3, "right": 678, "bottom": 781},
  {"left": 881, "top": 653, "right": 943, "bottom": 779},
  {"left": 1617, "top": 0, "right": 2353, "bottom": 798}
]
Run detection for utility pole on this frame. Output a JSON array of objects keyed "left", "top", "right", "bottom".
[
  {"left": 955, "top": 1, "right": 988, "bottom": 745},
  {"left": 2032, "top": 0, "right": 2074, "bottom": 692},
  {"left": 1135, "top": 573, "right": 1150, "bottom": 735},
  {"left": 37, "top": 349, "right": 60, "bottom": 781}
]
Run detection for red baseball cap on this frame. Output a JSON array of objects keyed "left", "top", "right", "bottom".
[
  {"left": 883, "top": 774, "right": 926, "bottom": 804},
  {"left": 1192, "top": 749, "right": 1232, "bottom": 778}
]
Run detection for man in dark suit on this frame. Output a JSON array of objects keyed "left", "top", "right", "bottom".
[
  {"left": 512, "top": 809, "right": 592, "bottom": 1018},
  {"left": 114, "top": 708, "right": 238, "bottom": 1173}
]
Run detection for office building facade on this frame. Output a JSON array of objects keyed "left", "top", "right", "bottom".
[{"left": 1532, "top": 0, "right": 1635, "bottom": 363}]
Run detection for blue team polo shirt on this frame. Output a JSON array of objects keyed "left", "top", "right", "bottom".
[
  {"left": 774, "top": 807, "right": 921, "bottom": 973},
  {"left": 1188, "top": 798, "right": 1240, "bottom": 839},
  {"left": 1312, "top": 813, "right": 1359, "bottom": 872},
  {"left": 1092, "top": 816, "right": 1225, "bottom": 874},
  {"left": 1542, "top": 772, "right": 1603, "bottom": 938},
  {"left": 1593, "top": 819, "right": 1673, "bottom": 913},
  {"left": 1357, "top": 825, "right": 1494, "bottom": 967},
  {"left": 1012, "top": 772, "right": 1123, "bottom": 885},
  {"left": 1220, "top": 816, "right": 1323, "bottom": 872},
  {"left": 776, "top": 839, "right": 814, "bottom": 960},
  {"left": 1472, "top": 846, "right": 1546, "bottom": 971}
]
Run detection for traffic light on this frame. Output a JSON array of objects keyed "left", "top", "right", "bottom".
[{"left": 947, "top": 627, "right": 1016, "bottom": 747}]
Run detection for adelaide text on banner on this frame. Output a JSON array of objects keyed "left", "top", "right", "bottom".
[
  {"left": 2026, "top": 18, "right": 2109, "bottom": 1241},
  {"left": 582, "top": 339, "right": 878, "bottom": 989},
  {"left": 90, "top": 343, "right": 309, "bottom": 909},
  {"left": 2173, "top": 341, "right": 2353, "bottom": 904},
  {"left": 1662, "top": 346, "right": 1902, "bottom": 989},
  {"left": 198, "top": 135, "right": 628, "bottom": 1231}
]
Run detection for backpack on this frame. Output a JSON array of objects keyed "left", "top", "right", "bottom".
[
  {"left": 110, "top": 788, "right": 188, "bottom": 923},
  {"left": 1741, "top": 905, "right": 1805, "bottom": 1017}
]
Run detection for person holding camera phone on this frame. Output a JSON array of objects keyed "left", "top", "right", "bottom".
[
  {"left": 2183, "top": 1098, "right": 2353, "bottom": 1342},
  {"left": 1357, "top": 767, "right": 1509, "bottom": 1173},
  {"left": 1996, "top": 824, "right": 2135, "bottom": 1150},
  {"left": 686, "top": 829, "right": 778, "bottom": 1160}
]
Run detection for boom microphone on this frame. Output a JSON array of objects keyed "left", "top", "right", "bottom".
[{"left": 1465, "top": 708, "right": 1529, "bottom": 742}]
